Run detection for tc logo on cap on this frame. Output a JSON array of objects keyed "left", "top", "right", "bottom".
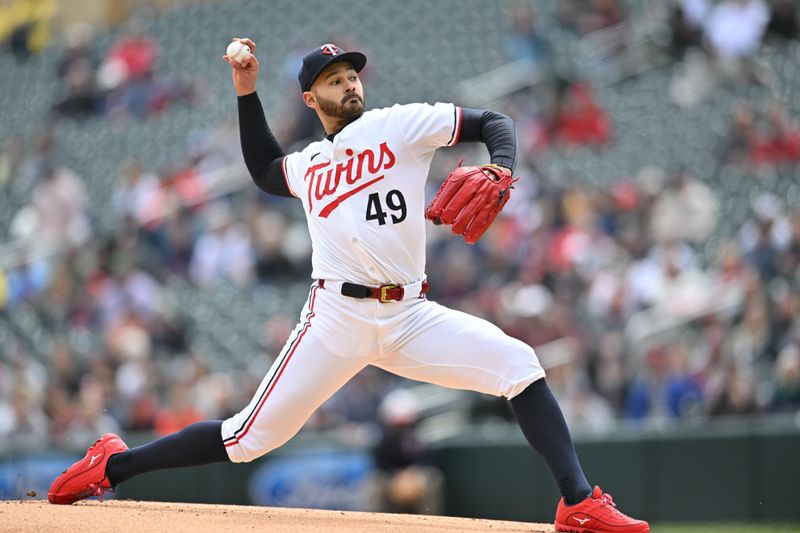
[
  {"left": 298, "top": 44, "right": 366, "bottom": 91},
  {"left": 321, "top": 44, "right": 340, "bottom": 55}
]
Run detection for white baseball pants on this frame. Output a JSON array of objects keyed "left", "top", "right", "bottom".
[{"left": 222, "top": 281, "right": 545, "bottom": 463}]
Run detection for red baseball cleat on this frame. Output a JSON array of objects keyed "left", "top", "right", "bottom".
[
  {"left": 555, "top": 485, "right": 649, "bottom": 533},
  {"left": 48, "top": 433, "right": 128, "bottom": 505}
]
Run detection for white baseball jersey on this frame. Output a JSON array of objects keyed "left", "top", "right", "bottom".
[
  {"left": 222, "top": 102, "right": 544, "bottom": 464},
  {"left": 281, "top": 102, "right": 463, "bottom": 286}
]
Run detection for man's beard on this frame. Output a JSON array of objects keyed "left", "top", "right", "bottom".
[{"left": 316, "top": 92, "right": 365, "bottom": 123}]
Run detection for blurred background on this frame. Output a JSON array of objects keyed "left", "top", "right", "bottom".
[{"left": 1, "top": 0, "right": 800, "bottom": 529}]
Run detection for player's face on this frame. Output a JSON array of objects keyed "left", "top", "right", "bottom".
[{"left": 306, "top": 62, "right": 365, "bottom": 121}]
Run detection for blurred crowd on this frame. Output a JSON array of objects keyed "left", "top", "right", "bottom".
[
  {"left": 425, "top": 152, "right": 800, "bottom": 431},
  {"left": 2, "top": 0, "right": 800, "bottom": 454},
  {"left": 670, "top": 0, "right": 797, "bottom": 60},
  {"left": 51, "top": 21, "right": 206, "bottom": 122},
  {"left": 668, "top": 0, "right": 798, "bottom": 107},
  {"left": 3, "top": 1, "right": 204, "bottom": 122}
]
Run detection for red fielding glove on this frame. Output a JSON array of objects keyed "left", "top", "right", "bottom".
[{"left": 425, "top": 162, "right": 515, "bottom": 244}]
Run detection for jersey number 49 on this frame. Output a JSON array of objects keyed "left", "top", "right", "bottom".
[{"left": 366, "top": 190, "right": 407, "bottom": 225}]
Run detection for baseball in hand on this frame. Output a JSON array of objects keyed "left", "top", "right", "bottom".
[{"left": 226, "top": 41, "right": 251, "bottom": 63}]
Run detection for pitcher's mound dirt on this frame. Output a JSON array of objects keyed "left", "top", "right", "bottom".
[{"left": 0, "top": 500, "right": 554, "bottom": 532}]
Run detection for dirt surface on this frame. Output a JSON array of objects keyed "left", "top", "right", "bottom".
[{"left": 0, "top": 500, "right": 554, "bottom": 532}]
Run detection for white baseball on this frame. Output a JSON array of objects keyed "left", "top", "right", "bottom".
[{"left": 226, "top": 41, "right": 251, "bottom": 64}]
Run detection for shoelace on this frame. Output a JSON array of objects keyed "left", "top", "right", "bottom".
[
  {"left": 595, "top": 491, "right": 636, "bottom": 522},
  {"left": 600, "top": 492, "right": 617, "bottom": 508}
]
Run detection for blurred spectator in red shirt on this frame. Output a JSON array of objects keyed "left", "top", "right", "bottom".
[
  {"left": 103, "top": 24, "right": 157, "bottom": 83},
  {"left": 750, "top": 101, "right": 800, "bottom": 166},
  {"left": 552, "top": 81, "right": 612, "bottom": 147}
]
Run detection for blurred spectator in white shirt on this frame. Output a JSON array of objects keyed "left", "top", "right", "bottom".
[
  {"left": 649, "top": 167, "right": 719, "bottom": 245},
  {"left": 20, "top": 163, "right": 91, "bottom": 247},
  {"left": 705, "top": 0, "right": 770, "bottom": 58},
  {"left": 112, "top": 159, "right": 161, "bottom": 225},
  {"left": 190, "top": 203, "right": 255, "bottom": 287}
]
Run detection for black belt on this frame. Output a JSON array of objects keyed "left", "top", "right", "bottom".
[{"left": 318, "top": 280, "right": 430, "bottom": 303}]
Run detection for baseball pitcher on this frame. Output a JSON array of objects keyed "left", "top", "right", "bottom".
[{"left": 49, "top": 40, "right": 648, "bottom": 533}]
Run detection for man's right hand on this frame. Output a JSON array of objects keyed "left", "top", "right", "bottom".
[{"left": 223, "top": 37, "right": 259, "bottom": 96}]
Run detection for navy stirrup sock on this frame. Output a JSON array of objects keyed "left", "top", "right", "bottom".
[
  {"left": 106, "top": 420, "right": 229, "bottom": 487},
  {"left": 509, "top": 379, "right": 592, "bottom": 505}
]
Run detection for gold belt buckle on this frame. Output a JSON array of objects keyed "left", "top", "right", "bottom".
[{"left": 379, "top": 284, "right": 398, "bottom": 303}]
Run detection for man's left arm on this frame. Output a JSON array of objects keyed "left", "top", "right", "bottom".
[
  {"left": 457, "top": 108, "right": 517, "bottom": 174},
  {"left": 424, "top": 107, "right": 517, "bottom": 244}
]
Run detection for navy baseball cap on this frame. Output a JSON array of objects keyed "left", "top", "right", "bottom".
[{"left": 298, "top": 43, "right": 367, "bottom": 92}]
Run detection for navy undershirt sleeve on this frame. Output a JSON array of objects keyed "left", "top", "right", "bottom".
[
  {"left": 237, "top": 92, "right": 293, "bottom": 197},
  {"left": 458, "top": 107, "right": 517, "bottom": 173}
]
